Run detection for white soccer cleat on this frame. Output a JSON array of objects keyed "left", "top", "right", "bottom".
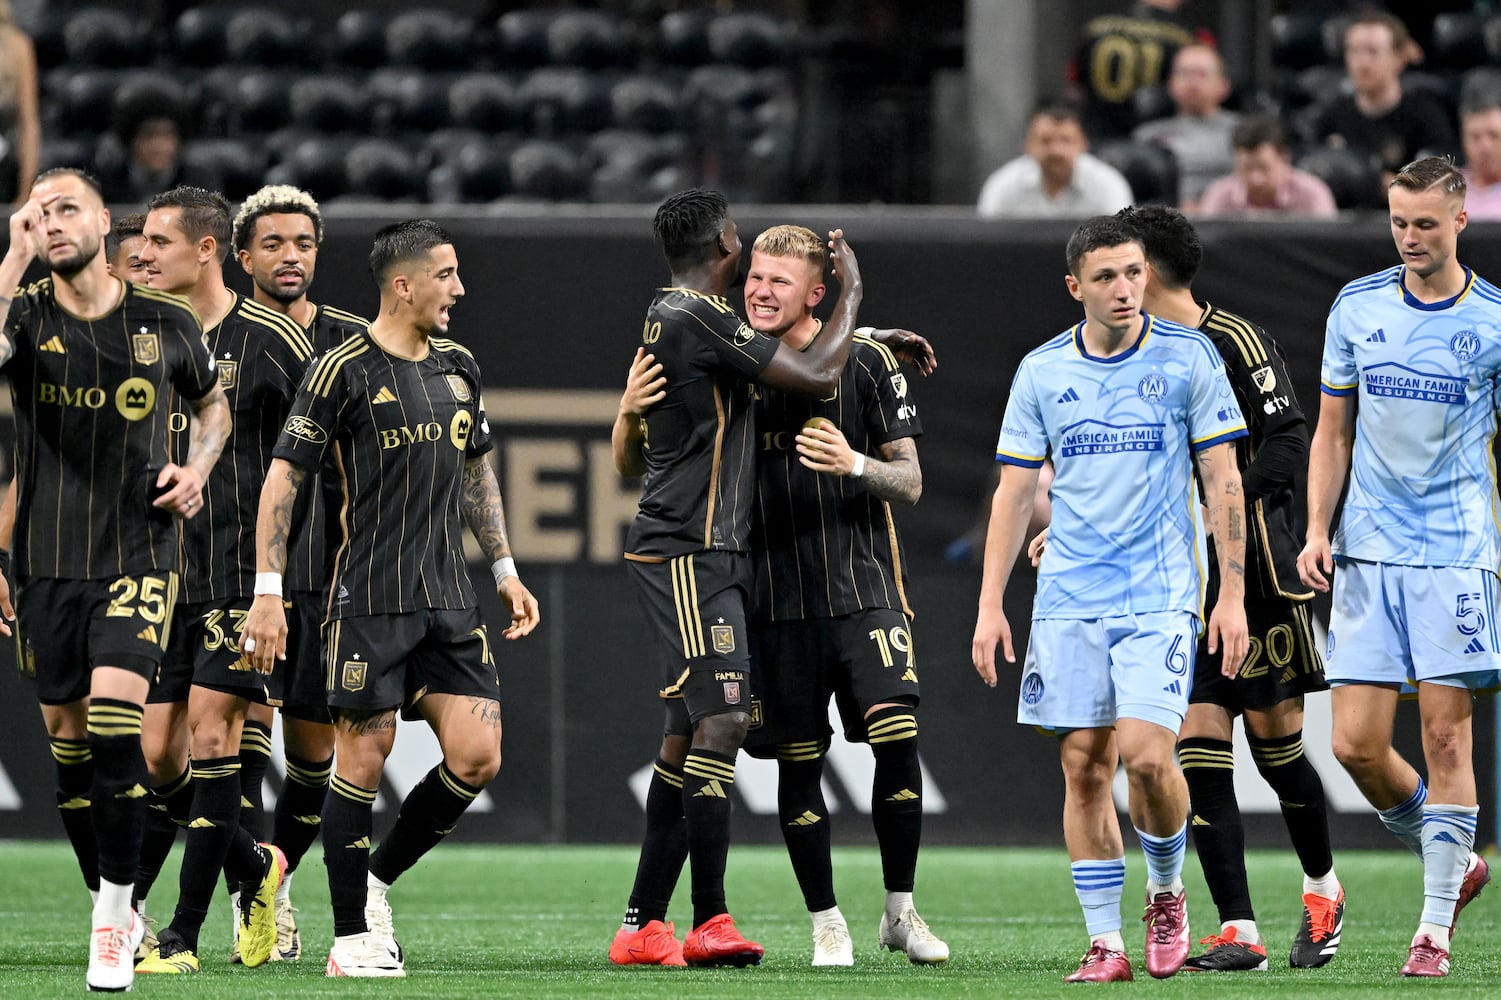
[
  {"left": 365, "top": 889, "right": 402, "bottom": 960},
  {"left": 812, "top": 914, "right": 854, "bottom": 967},
  {"left": 879, "top": 905, "right": 949, "bottom": 964},
  {"left": 272, "top": 896, "right": 301, "bottom": 961},
  {"left": 325, "top": 932, "right": 406, "bottom": 978},
  {"left": 88, "top": 909, "right": 145, "bottom": 992}
]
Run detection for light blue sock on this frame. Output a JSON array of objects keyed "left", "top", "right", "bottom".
[
  {"left": 1072, "top": 858, "right": 1126, "bottom": 936},
  {"left": 1136, "top": 824, "right": 1187, "bottom": 889},
  {"left": 1419, "top": 803, "right": 1479, "bottom": 928},
  {"left": 1378, "top": 778, "right": 1427, "bottom": 856}
]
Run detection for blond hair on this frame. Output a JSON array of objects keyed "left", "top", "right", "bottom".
[
  {"left": 751, "top": 225, "right": 827, "bottom": 271},
  {"left": 1390, "top": 155, "right": 1466, "bottom": 199}
]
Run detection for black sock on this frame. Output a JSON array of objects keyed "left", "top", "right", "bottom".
[
  {"left": 50, "top": 737, "right": 99, "bottom": 892},
  {"left": 134, "top": 768, "right": 191, "bottom": 908},
  {"left": 1178, "top": 737, "right": 1254, "bottom": 922},
  {"left": 237, "top": 720, "right": 273, "bottom": 841},
  {"left": 86, "top": 699, "right": 148, "bottom": 887},
  {"left": 682, "top": 747, "right": 736, "bottom": 928},
  {"left": 273, "top": 753, "right": 332, "bottom": 874},
  {"left": 624, "top": 758, "right": 687, "bottom": 929},
  {"left": 1249, "top": 729, "right": 1334, "bottom": 881},
  {"left": 868, "top": 706, "right": 922, "bottom": 893},
  {"left": 369, "top": 761, "right": 482, "bottom": 886},
  {"left": 777, "top": 743, "right": 835, "bottom": 912},
  {"left": 167, "top": 756, "right": 244, "bottom": 950},
  {"left": 323, "top": 775, "right": 377, "bottom": 937}
]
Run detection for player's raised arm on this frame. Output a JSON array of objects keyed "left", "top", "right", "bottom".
[
  {"left": 612, "top": 347, "right": 664, "bottom": 477},
  {"left": 460, "top": 455, "right": 540, "bottom": 639},
  {"left": 759, "top": 230, "right": 863, "bottom": 396},
  {"left": 0, "top": 191, "right": 52, "bottom": 367},
  {"left": 971, "top": 463, "right": 1041, "bottom": 686},
  {"left": 1195, "top": 441, "right": 1250, "bottom": 675},
  {"left": 1298, "top": 392, "right": 1355, "bottom": 592}
]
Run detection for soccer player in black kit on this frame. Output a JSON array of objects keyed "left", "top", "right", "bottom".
[
  {"left": 0, "top": 167, "right": 231, "bottom": 993},
  {"left": 132, "top": 186, "right": 313, "bottom": 975},
  {"left": 232, "top": 183, "right": 371, "bottom": 962},
  {"left": 242, "top": 219, "right": 540, "bottom": 978},
  {"left": 608, "top": 189, "right": 863, "bottom": 967}
]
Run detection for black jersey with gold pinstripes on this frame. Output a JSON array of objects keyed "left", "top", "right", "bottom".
[
  {"left": 285, "top": 304, "right": 371, "bottom": 594},
  {"left": 1198, "top": 303, "right": 1310, "bottom": 601},
  {"left": 752, "top": 333, "right": 922, "bottom": 621},
  {"left": 272, "top": 332, "right": 493, "bottom": 619},
  {"left": 179, "top": 293, "right": 314, "bottom": 602},
  {"left": 624, "top": 288, "right": 781, "bottom": 560},
  {"left": 4, "top": 277, "right": 217, "bottom": 579}
]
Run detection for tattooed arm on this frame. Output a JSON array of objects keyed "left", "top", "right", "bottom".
[
  {"left": 794, "top": 422, "right": 923, "bottom": 506},
  {"left": 153, "top": 383, "right": 232, "bottom": 519},
  {"left": 241, "top": 458, "right": 307, "bottom": 673},
  {"left": 1195, "top": 441, "right": 1249, "bottom": 677},
  {"left": 462, "top": 456, "right": 541, "bottom": 639}
]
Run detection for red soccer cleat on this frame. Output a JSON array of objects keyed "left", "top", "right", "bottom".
[
  {"left": 682, "top": 914, "right": 763, "bottom": 967},
  {"left": 1142, "top": 889, "right": 1190, "bottom": 979},
  {"left": 1400, "top": 934, "right": 1450, "bottom": 977},
  {"left": 609, "top": 920, "right": 686, "bottom": 967},
  {"left": 1064, "top": 942, "right": 1133, "bottom": 983},
  {"left": 1290, "top": 888, "right": 1344, "bottom": 968},
  {"left": 1451, "top": 854, "right": 1490, "bottom": 938}
]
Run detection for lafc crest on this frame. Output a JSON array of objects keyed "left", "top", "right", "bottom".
[
  {"left": 711, "top": 624, "right": 735, "bottom": 655},
  {"left": 132, "top": 331, "right": 160, "bottom": 365},
  {"left": 445, "top": 374, "right": 473, "bottom": 402},
  {"left": 217, "top": 359, "right": 238, "bottom": 390},
  {"left": 341, "top": 660, "right": 367, "bottom": 691}
]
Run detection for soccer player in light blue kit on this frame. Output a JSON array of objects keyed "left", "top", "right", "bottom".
[
  {"left": 1298, "top": 156, "right": 1497, "bottom": 979},
  {"left": 972, "top": 216, "right": 1250, "bottom": 983}
]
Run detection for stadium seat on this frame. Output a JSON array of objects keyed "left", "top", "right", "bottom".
[
  {"left": 586, "top": 128, "right": 683, "bottom": 202},
  {"left": 289, "top": 76, "right": 371, "bottom": 134},
  {"left": 1284, "top": 65, "right": 1347, "bottom": 112},
  {"left": 1132, "top": 85, "right": 1173, "bottom": 127},
  {"left": 707, "top": 13, "right": 795, "bottom": 68},
  {"left": 236, "top": 72, "right": 296, "bottom": 136},
  {"left": 370, "top": 69, "right": 453, "bottom": 134},
  {"left": 269, "top": 138, "right": 350, "bottom": 200},
  {"left": 28, "top": 5, "right": 71, "bottom": 71},
  {"left": 52, "top": 69, "right": 126, "bottom": 137},
  {"left": 1431, "top": 12, "right": 1488, "bottom": 72},
  {"left": 1270, "top": 13, "right": 1330, "bottom": 70},
  {"left": 1094, "top": 140, "right": 1179, "bottom": 206},
  {"left": 172, "top": 6, "right": 236, "bottom": 67},
  {"left": 387, "top": 9, "right": 472, "bottom": 69},
  {"left": 518, "top": 68, "right": 610, "bottom": 136},
  {"left": 684, "top": 65, "right": 766, "bottom": 115},
  {"left": 113, "top": 72, "right": 190, "bottom": 134},
  {"left": 1461, "top": 67, "right": 1501, "bottom": 107},
  {"left": 225, "top": 8, "right": 305, "bottom": 67},
  {"left": 658, "top": 9, "right": 714, "bottom": 66},
  {"left": 36, "top": 137, "right": 96, "bottom": 174},
  {"left": 1482, "top": 16, "right": 1501, "bottom": 68},
  {"left": 334, "top": 10, "right": 391, "bottom": 69},
  {"left": 181, "top": 139, "right": 270, "bottom": 201},
  {"left": 1403, "top": 71, "right": 1459, "bottom": 118},
  {"left": 1321, "top": 16, "right": 1351, "bottom": 65},
  {"left": 509, "top": 140, "right": 586, "bottom": 200},
  {"left": 450, "top": 138, "right": 519, "bottom": 201},
  {"left": 1298, "top": 147, "right": 1380, "bottom": 210},
  {"left": 423, "top": 127, "right": 490, "bottom": 167},
  {"left": 63, "top": 7, "right": 149, "bottom": 69},
  {"left": 610, "top": 75, "right": 683, "bottom": 134},
  {"left": 449, "top": 73, "right": 520, "bottom": 133},
  {"left": 346, "top": 139, "right": 425, "bottom": 201},
  {"left": 546, "top": 9, "right": 633, "bottom": 68},
  {"left": 496, "top": 10, "right": 556, "bottom": 69}
]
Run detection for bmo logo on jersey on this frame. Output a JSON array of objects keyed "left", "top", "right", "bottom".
[{"left": 379, "top": 422, "right": 445, "bottom": 450}]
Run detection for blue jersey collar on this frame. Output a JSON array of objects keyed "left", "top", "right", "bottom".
[
  {"left": 1073, "top": 314, "right": 1151, "bottom": 364},
  {"left": 1398, "top": 266, "right": 1474, "bottom": 311}
]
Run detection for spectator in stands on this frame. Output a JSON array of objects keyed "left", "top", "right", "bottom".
[
  {"left": 1131, "top": 44, "right": 1237, "bottom": 212},
  {"left": 1314, "top": 11, "right": 1456, "bottom": 189},
  {"left": 96, "top": 109, "right": 187, "bottom": 207},
  {"left": 1460, "top": 91, "right": 1501, "bottom": 221},
  {"left": 1071, "top": 0, "right": 1209, "bottom": 140},
  {"left": 0, "top": 0, "right": 40, "bottom": 207},
  {"left": 1198, "top": 114, "right": 1338, "bottom": 219},
  {"left": 978, "top": 100, "right": 1134, "bottom": 219}
]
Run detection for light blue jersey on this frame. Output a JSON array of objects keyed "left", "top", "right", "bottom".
[
  {"left": 1321, "top": 265, "right": 1501, "bottom": 570},
  {"left": 996, "top": 315, "right": 1248, "bottom": 620}
]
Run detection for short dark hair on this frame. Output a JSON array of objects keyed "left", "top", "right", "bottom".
[
  {"left": 1346, "top": 9, "right": 1413, "bottom": 55},
  {"left": 1065, "top": 216, "right": 1142, "bottom": 276},
  {"left": 652, "top": 188, "right": 729, "bottom": 266},
  {"left": 231, "top": 184, "right": 324, "bottom": 253},
  {"left": 106, "top": 212, "right": 146, "bottom": 261},
  {"left": 1029, "top": 98, "right": 1083, "bottom": 130},
  {"left": 369, "top": 219, "right": 453, "bottom": 286},
  {"left": 1460, "top": 86, "right": 1501, "bottom": 122},
  {"left": 1390, "top": 155, "right": 1466, "bottom": 198},
  {"left": 148, "top": 186, "right": 232, "bottom": 260},
  {"left": 1230, "top": 113, "right": 1288, "bottom": 153},
  {"left": 1116, "top": 204, "right": 1201, "bottom": 289},
  {"left": 33, "top": 166, "right": 105, "bottom": 201}
]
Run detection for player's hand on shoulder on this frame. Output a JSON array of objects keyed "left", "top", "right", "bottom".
[
  {"left": 827, "top": 229, "right": 862, "bottom": 294},
  {"left": 1296, "top": 536, "right": 1333, "bottom": 592},
  {"left": 620, "top": 348, "right": 666, "bottom": 417},
  {"left": 240, "top": 594, "right": 289, "bottom": 675},
  {"left": 498, "top": 575, "right": 540, "bottom": 639},
  {"left": 971, "top": 605, "right": 1014, "bottom": 688},
  {"left": 153, "top": 463, "right": 205, "bottom": 519},
  {"left": 865, "top": 328, "right": 937, "bottom": 376}
]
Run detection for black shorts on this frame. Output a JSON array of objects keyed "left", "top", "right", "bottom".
[
  {"left": 282, "top": 591, "right": 332, "bottom": 723},
  {"left": 745, "top": 608, "right": 921, "bottom": 753},
  {"left": 323, "top": 607, "right": 497, "bottom": 719},
  {"left": 1192, "top": 594, "right": 1328, "bottom": 714},
  {"left": 628, "top": 551, "right": 754, "bottom": 730},
  {"left": 151, "top": 599, "right": 278, "bottom": 706},
  {"left": 15, "top": 573, "right": 177, "bottom": 705}
]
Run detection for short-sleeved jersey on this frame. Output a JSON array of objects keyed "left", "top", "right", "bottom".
[
  {"left": 272, "top": 332, "right": 493, "bottom": 620},
  {"left": 752, "top": 332, "right": 922, "bottom": 621},
  {"left": 1320, "top": 265, "right": 1501, "bottom": 570},
  {"left": 4, "top": 277, "right": 217, "bottom": 579},
  {"left": 179, "top": 294, "right": 314, "bottom": 603},
  {"left": 1074, "top": 10, "right": 1197, "bottom": 139},
  {"left": 1199, "top": 304, "right": 1311, "bottom": 600},
  {"left": 285, "top": 303, "right": 371, "bottom": 595},
  {"left": 996, "top": 315, "right": 1248, "bottom": 620},
  {"left": 624, "top": 288, "right": 781, "bottom": 560}
]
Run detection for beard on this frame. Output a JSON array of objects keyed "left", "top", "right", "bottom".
[
  {"left": 254, "top": 272, "right": 309, "bottom": 304},
  {"left": 50, "top": 238, "right": 101, "bottom": 279}
]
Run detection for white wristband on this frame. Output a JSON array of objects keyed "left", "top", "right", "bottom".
[
  {"left": 855, "top": 326, "right": 875, "bottom": 336},
  {"left": 492, "top": 557, "right": 517, "bottom": 585},
  {"left": 849, "top": 453, "right": 867, "bottom": 479},
  {"left": 253, "top": 573, "right": 283, "bottom": 597}
]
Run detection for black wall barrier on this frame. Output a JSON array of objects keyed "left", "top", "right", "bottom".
[{"left": 0, "top": 210, "right": 1492, "bottom": 848}]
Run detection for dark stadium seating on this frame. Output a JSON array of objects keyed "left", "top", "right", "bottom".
[
  {"left": 450, "top": 138, "right": 519, "bottom": 201},
  {"left": 236, "top": 72, "right": 296, "bottom": 136},
  {"left": 289, "top": 76, "right": 372, "bottom": 134},
  {"left": 1431, "top": 12, "right": 1488, "bottom": 72},
  {"left": 546, "top": 9, "right": 633, "bottom": 68},
  {"left": 1482, "top": 17, "right": 1501, "bottom": 68},
  {"left": 610, "top": 75, "right": 683, "bottom": 135},
  {"left": 51, "top": 69, "right": 125, "bottom": 137},
  {"left": 181, "top": 138, "right": 271, "bottom": 201},
  {"left": 268, "top": 138, "right": 350, "bottom": 200},
  {"left": 449, "top": 74, "right": 520, "bottom": 133},
  {"left": 509, "top": 140, "right": 586, "bottom": 200},
  {"left": 172, "top": 7, "right": 237, "bottom": 67},
  {"left": 112, "top": 72, "right": 190, "bottom": 133},
  {"left": 62, "top": 7, "right": 150, "bottom": 69},
  {"left": 1297, "top": 147, "right": 1381, "bottom": 210},
  {"left": 387, "top": 9, "right": 473, "bottom": 70},
  {"left": 225, "top": 9, "right": 305, "bottom": 67},
  {"left": 1094, "top": 140, "right": 1179, "bottom": 207},
  {"left": 333, "top": 10, "right": 391, "bottom": 69},
  {"left": 658, "top": 10, "right": 715, "bottom": 66},
  {"left": 496, "top": 10, "right": 556, "bottom": 69},
  {"left": 1321, "top": 16, "right": 1351, "bottom": 64},
  {"left": 369, "top": 69, "right": 453, "bottom": 134},
  {"left": 707, "top": 13, "right": 795, "bottom": 68},
  {"left": 346, "top": 139, "right": 425, "bottom": 201},
  {"left": 1270, "top": 13, "right": 1330, "bottom": 70},
  {"left": 586, "top": 129, "right": 682, "bottom": 203},
  {"left": 36, "top": 137, "right": 95, "bottom": 174},
  {"left": 1131, "top": 85, "right": 1174, "bottom": 128},
  {"left": 518, "top": 68, "right": 611, "bottom": 136}
]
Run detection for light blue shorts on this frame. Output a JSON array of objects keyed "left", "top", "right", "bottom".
[
  {"left": 1018, "top": 611, "right": 1199, "bottom": 733},
  {"left": 1327, "top": 558, "right": 1501, "bottom": 690}
]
